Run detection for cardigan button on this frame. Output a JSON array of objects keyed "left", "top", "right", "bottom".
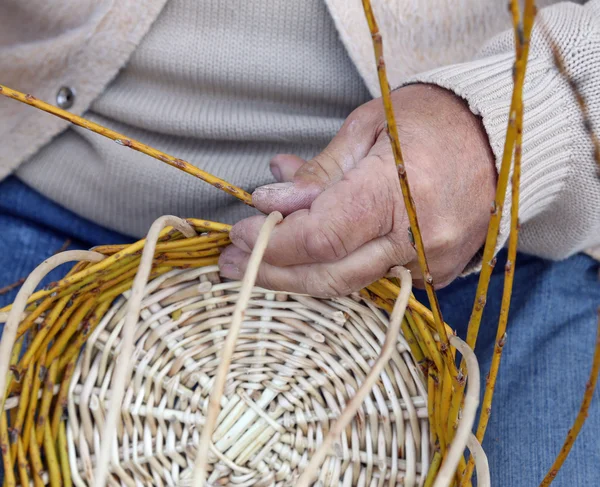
[{"left": 56, "top": 86, "right": 75, "bottom": 109}]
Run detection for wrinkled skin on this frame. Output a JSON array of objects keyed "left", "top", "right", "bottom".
[{"left": 219, "top": 84, "right": 496, "bottom": 297}]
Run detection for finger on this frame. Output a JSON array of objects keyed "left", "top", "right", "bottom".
[
  {"left": 269, "top": 154, "right": 306, "bottom": 182},
  {"left": 406, "top": 257, "right": 459, "bottom": 290},
  {"left": 218, "top": 245, "right": 249, "bottom": 281},
  {"left": 253, "top": 104, "right": 383, "bottom": 215},
  {"left": 233, "top": 154, "right": 404, "bottom": 267},
  {"left": 405, "top": 262, "right": 425, "bottom": 289},
  {"left": 220, "top": 237, "right": 406, "bottom": 298}
]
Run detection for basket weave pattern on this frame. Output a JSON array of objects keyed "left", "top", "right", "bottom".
[
  {"left": 66, "top": 266, "right": 429, "bottom": 485},
  {"left": 0, "top": 213, "right": 490, "bottom": 487}
]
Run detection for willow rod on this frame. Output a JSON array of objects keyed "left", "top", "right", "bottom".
[
  {"left": 460, "top": 0, "right": 533, "bottom": 483},
  {"left": 360, "top": 0, "right": 458, "bottom": 383},
  {"left": 0, "top": 84, "right": 252, "bottom": 205},
  {"left": 539, "top": 311, "right": 600, "bottom": 486}
]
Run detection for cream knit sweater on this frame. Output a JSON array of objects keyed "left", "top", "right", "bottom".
[{"left": 1, "top": 0, "right": 599, "bottom": 262}]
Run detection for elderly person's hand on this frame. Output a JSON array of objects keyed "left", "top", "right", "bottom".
[{"left": 218, "top": 84, "right": 496, "bottom": 296}]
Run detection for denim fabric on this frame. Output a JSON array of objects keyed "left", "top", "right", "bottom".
[
  {"left": 0, "top": 177, "right": 132, "bottom": 307},
  {"left": 413, "top": 244, "right": 600, "bottom": 485},
  {"left": 1, "top": 176, "right": 599, "bottom": 485}
]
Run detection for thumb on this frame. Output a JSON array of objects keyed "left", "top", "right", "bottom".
[
  {"left": 253, "top": 108, "right": 381, "bottom": 215},
  {"left": 270, "top": 154, "right": 306, "bottom": 182}
]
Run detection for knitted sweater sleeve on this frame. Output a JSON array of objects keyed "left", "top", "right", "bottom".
[{"left": 402, "top": 0, "right": 600, "bottom": 264}]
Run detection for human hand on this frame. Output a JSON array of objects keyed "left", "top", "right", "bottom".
[{"left": 219, "top": 84, "right": 496, "bottom": 296}]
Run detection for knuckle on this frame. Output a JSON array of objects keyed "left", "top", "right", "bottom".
[
  {"left": 256, "top": 266, "right": 278, "bottom": 292},
  {"left": 295, "top": 154, "right": 337, "bottom": 185},
  {"left": 317, "top": 151, "right": 341, "bottom": 179},
  {"left": 324, "top": 269, "right": 355, "bottom": 297},
  {"left": 429, "top": 225, "right": 459, "bottom": 252},
  {"left": 303, "top": 224, "right": 348, "bottom": 262},
  {"left": 305, "top": 269, "right": 353, "bottom": 298},
  {"left": 385, "top": 232, "right": 413, "bottom": 266}
]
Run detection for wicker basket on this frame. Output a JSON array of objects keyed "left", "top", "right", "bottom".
[
  {"left": 0, "top": 215, "right": 485, "bottom": 487},
  {"left": 1, "top": 0, "right": 599, "bottom": 483}
]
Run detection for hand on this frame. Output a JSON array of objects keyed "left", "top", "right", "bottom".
[{"left": 219, "top": 84, "right": 496, "bottom": 296}]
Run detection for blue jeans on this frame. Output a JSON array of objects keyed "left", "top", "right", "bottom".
[
  {"left": 1, "top": 176, "right": 599, "bottom": 485},
  {"left": 0, "top": 177, "right": 132, "bottom": 306}
]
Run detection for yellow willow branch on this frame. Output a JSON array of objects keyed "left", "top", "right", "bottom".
[
  {"left": 449, "top": 0, "right": 536, "bottom": 443},
  {"left": 463, "top": 0, "right": 535, "bottom": 367},
  {"left": 0, "top": 411, "right": 17, "bottom": 487},
  {"left": 0, "top": 220, "right": 231, "bottom": 315},
  {"left": 0, "top": 279, "right": 25, "bottom": 297},
  {"left": 0, "top": 84, "right": 252, "bottom": 205},
  {"left": 460, "top": 2, "right": 531, "bottom": 484},
  {"left": 473, "top": 59, "right": 522, "bottom": 462},
  {"left": 539, "top": 310, "right": 600, "bottom": 486},
  {"left": 360, "top": 0, "right": 457, "bottom": 379}
]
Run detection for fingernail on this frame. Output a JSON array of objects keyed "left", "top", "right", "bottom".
[
  {"left": 253, "top": 182, "right": 294, "bottom": 195},
  {"left": 228, "top": 227, "right": 252, "bottom": 253},
  {"left": 220, "top": 244, "right": 242, "bottom": 263},
  {"left": 220, "top": 264, "right": 243, "bottom": 280},
  {"left": 270, "top": 164, "right": 283, "bottom": 182},
  {"left": 219, "top": 246, "right": 244, "bottom": 279},
  {"left": 253, "top": 181, "right": 320, "bottom": 212},
  {"left": 252, "top": 182, "right": 321, "bottom": 202}
]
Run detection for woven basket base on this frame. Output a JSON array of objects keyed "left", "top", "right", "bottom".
[{"left": 65, "top": 265, "right": 429, "bottom": 486}]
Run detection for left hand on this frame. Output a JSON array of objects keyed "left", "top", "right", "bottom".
[{"left": 218, "top": 84, "right": 496, "bottom": 296}]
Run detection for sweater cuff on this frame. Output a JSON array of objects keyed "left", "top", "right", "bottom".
[{"left": 398, "top": 51, "right": 574, "bottom": 273}]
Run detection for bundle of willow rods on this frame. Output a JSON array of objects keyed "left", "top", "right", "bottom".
[{"left": 0, "top": 0, "right": 599, "bottom": 485}]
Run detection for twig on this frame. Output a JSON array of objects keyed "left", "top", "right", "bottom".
[
  {"left": 0, "top": 85, "right": 252, "bottom": 205},
  {"left": 462, "top": 0, "right": 534, "bottom": 364},
  {"left": 451, "top": 0, "right": 537, "bottom": 445},
  {"left": 1, "top": 410, "right": 16, "bottom": 487},
  {"left": 360, "top": 0, "right": 459, "bottom": 411},
  {"left": 54, "top": 239, "right": 72, "bottom": 255},
  {"left": 461, "top": 0, "right": 533, "bottom": 483},
  {"left": 539, "top": 309, "right": 600, "bottom": 486},
  {"left": 0, "top": 240, "right": 73, "bottom": 298},
  {"left": 433, "top": 336, "right": 481, "bottom": 487},
  {"left": 0, "top": 278, "right": 25, "bottom": 296}
]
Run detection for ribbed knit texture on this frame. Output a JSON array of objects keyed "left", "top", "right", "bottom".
[
  {"left": 404, "top": 0, "right": 600, "bottom": 263},
  {"left": 17, "top": 0, "right": 370, "bottom": 237}
]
